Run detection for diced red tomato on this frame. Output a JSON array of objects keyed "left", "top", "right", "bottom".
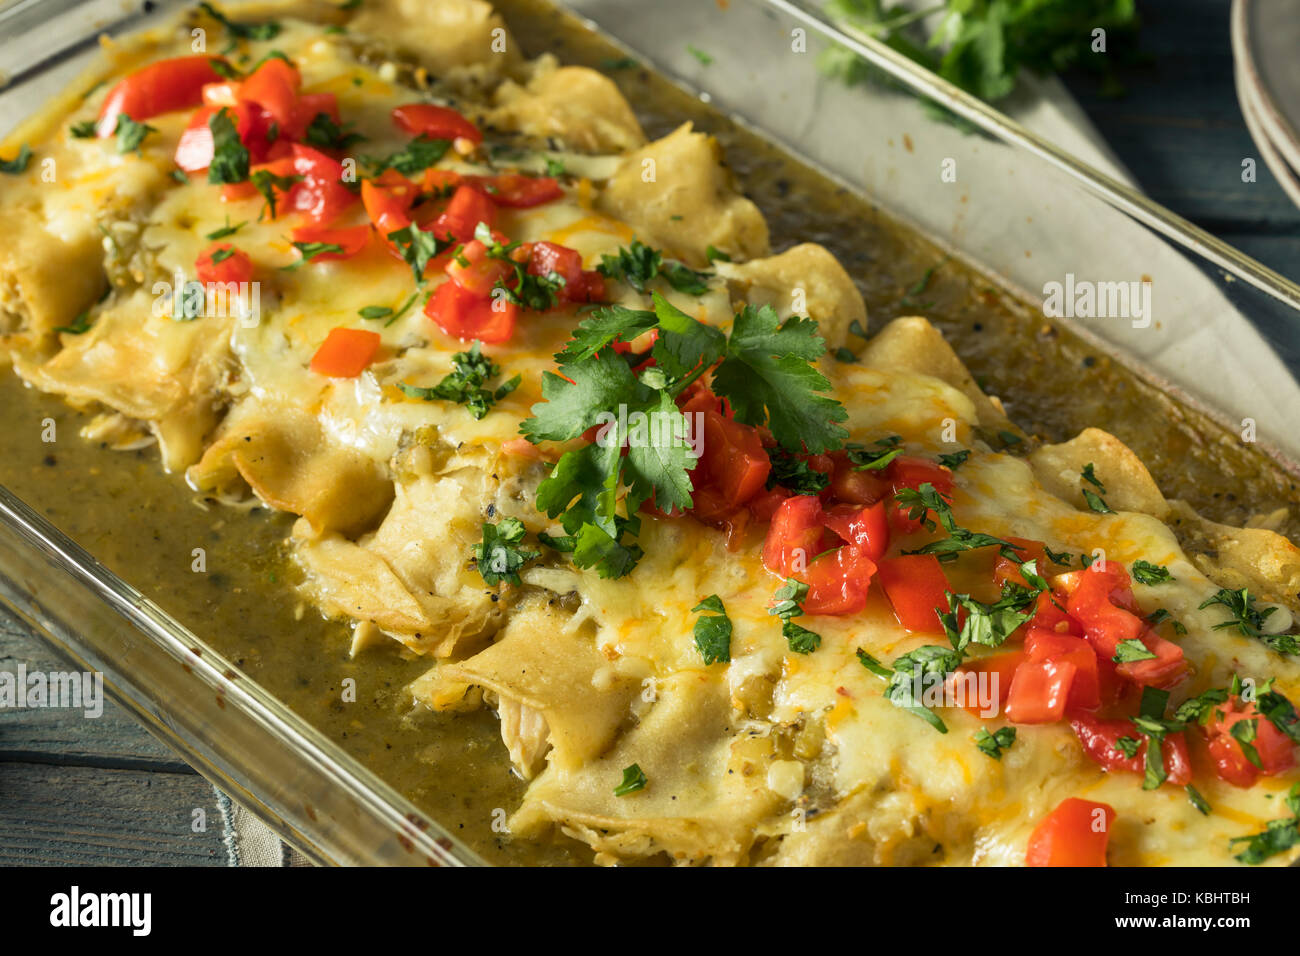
[
  {"left": 949, "top": 650, "right": 1024, "bottom": 716},
  {"left": 1067, "top": 561, "right": 1145, "bottom": 661},
  {"left": 801, "top": 545, "right": 877, "bottom": 616},
  {"left": 175, "top": 103, "right": 262, "bottom": 173},
  {"left": 430, "top": 184, "right": 496, "bottom": 242},
  {"left": 474, "top": 173, "right": 563, "bottom": 208},
  {"left": 287, "top": 144, "right": 357, "bottom": 227},
  {"left": 526, "top": 240, "right": 600, "bottom": 305},
  {"left": 748, "top": 487, "right": 790, "bottom": 523},
  {"left": 446, "top": 239, "right": 514, "bottom": 297},
  {"left": 1114, "top": 630, "right": 1186, "bottom": 689},
  {"left": 1006, "top": 657, "right": 1077, "bottom": 724},
  {"left": 995, "top": 537, "right": 1050, "bottom": 588},
  {"left": 392, "top": 103, "right": 482, "bottom": 144},
  {"left": 762, "top": 495, "right": 825, "bottom": 579},
  {"left": 424, "top": 279, "right": 517, "bottom": 343},
  {"left": 823, "top": 501, "right": 890, "bottom": 562},
  {"left": 237, "top": 56, "right": 301, "bottom": 130},
  {"left": 1023, "top": 628, "right": 1100, "bottom": 711},
  {"left": 827, "top": 450, "right": 891, "bottom": 506},
  {"left": 361, "top": 169, "right": 418, "bottom": 237},
  {"left": 194, "top": 244, "right": 253, "bottom": 285},
  {"left": 286, "top": 92, "right": 341, "bottom": 142},
  {"left": 1204, "top": 699, "right": 1297, "bottom": 787},
  {"left": 289, "top": 224, "right": 371, "bottom": 262},
  {"left": 1069, "top": 713, "right": 1193, "bottom": 786},
  {"left": 875, "top": 554, "right": 951, "bottom": 634},
  {"left": 97, "top": 56, "right": 228, "bottom": 137},
  {"left": 309, "top": 327, "right": 381, "bottom": 378},
  {"left": 1025, "top": 798, "right": 1116, "bottom": 867},
  {"left": 888, "top": 456, "right": 955, "bottom": 495},
  {"left": 695, "top": 410, "right": 771, "bottom": 510},
  {"left": 1028, "top": 589, "right": 1083, "bottom": 636},
  {"left": 220, "top": 155, "right": 295, "bottom": 203},
  {"left": 884, "top": 455, "right": 955, "bottom": 534}
]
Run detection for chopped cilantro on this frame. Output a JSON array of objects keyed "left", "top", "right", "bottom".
[
  {"left": 396, "top": 342, "right": 520, "bottom": 420},
  {"left": 207, "top": 108, "right": 250, "bottom": 185},
  {"left": 114, "top": 115, "right": 156, "bottom": 154},
  {"left": 69, "top": 120, "right": 96, "bottom": 139},
  {"left": 1229, "top": 783, "right": 1300, "bottom": 864},
  {"left": 691, "top": 595, "right": 732, "bottom": 664},
  {"left": 937, "top": 449, "right": 970, "bottom": 470},
  {"left": 1112, "top": 638, "right": 1157, "bottom": 663},
  {"left": 1199, "top": 588, "right": 1298, "bottom": 656},
  {"left": 362, "top": 134, "right": 449, "bottom": 177},
  {"left": 303, "top": 111, "right": 365, "bottom": 151},
  {"left": 766, "top": 450, "right": 829, "bottom": 494},
  {"left": 614, "top": 763, "right": 647, "bottom": 796},
  {"left": 387, "top": 223, "right": 454, "bottom": 283},
  {"left": 1185, "top": 784, "right": 1212, "bottom": 816},
  {"left": 205, "top": 217, "right": 246, "bottom": 240},
  {"left": 974, "top": 726, "right": 1016, "bottom": 760},
  {"left": 199, "top": 2, "right": 282, "bottom": 41},
  {"left": 1131, "top": 559, "right": 1173, "bottom": 585},
  {"left": 597, "top": 240, "right": 711, "bottom": 296},
  {"left": 472, "top": 518, "right": 538, "bottom": 587}
]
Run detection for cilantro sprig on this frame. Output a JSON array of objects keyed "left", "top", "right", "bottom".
[{"left": 522, "top": 295, "right": 846, "bottom": 577}]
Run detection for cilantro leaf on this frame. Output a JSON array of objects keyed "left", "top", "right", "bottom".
[
  {"left": 1113, "top": 638, "right": 1158, "bottom": 663},
  {"left": 1131, "top": 559, "right": 1173, "bottom": 586},
  {"left": 712, "top": 304, "right": 848, "bottom": 453},
  {"left": 884, "top": 644, "right": 962, "bottom": 733},
  {"left": 766, "top": 449, "right": 830, "bottom": 494},
  {"left": 363, "top": 134, "right": 450, "bottom": 177},
  {"left": 692, "top": 595, "right": 732, "bottom": 664},
  {"left": 207, "top": 108, "right": 250, "bottom": 185},
  {"left": 114, "top": 115, "right": 156, "bottom": 154},
  {"left": 783, "top": 620, "right": 821, "bottom": 654},
  {"left": 472, "top": 518, "right": 538, "bottom": 587},
  {"left": 1230, "top": 784, "right": 1300, "bottom": 864},
  {"left": 387, "top": 224, "right": 454, "bottom": 283},
  {"left": 1186, "top": 784, "right": 1212, "bottom": 816},
  {"left": 974, "top": 726, "right": 1016, "bottom": 760},
  {"left": 303, "top": 111, "right": 365, "bottom": 151},
  {"left": 614, "top": 763, "right": 647, "bottom": 796}
]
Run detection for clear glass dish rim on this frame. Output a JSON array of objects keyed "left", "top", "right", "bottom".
[{"left": 0, "top": 0, "right": 1296, "bottom": 868}]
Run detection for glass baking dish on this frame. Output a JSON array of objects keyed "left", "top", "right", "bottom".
[{"left": 2, "top": 0, "right": 1298, "bottom": 866}]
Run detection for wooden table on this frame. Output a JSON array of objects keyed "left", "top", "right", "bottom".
[{"left": 2, "top": 0, "right": 1296, "bottom": 866}]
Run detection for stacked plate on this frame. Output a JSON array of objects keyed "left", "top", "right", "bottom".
[{"left": 1232, "top": 0, "right": 1300, "bottom": 206}]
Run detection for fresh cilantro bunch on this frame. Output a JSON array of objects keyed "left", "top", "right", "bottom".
[
  {"left": 521, "top": 294, "right": 847, "bottom": 578},
  {"left": 821, "top": 0, "right": 1142, "bottom": 110}
]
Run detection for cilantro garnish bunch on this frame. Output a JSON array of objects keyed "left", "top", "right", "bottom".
[{"left": 520, "top": 293, "right": 848, "bottom": 577}]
